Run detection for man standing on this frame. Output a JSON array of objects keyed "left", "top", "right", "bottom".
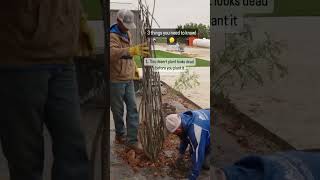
[
  {"left": 0, "top": 1, "right": 93, "bottom": 180},
  {"left": 110, "top": 9, "right": 149, "bottom": 153},
  {"left": 165, "top": 109, "right": 211, "bottom": 180}
]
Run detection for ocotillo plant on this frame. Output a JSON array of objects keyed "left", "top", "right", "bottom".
[
  {"left": 212, "top": 24, "right": 288, "bottom": 105},
  {"left": 138, "top": 0, "right": 165, "bottom": 162}
]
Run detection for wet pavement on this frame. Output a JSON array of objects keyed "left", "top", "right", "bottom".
[{"left": 224, "top": 17, "right": 320, "bottom": 150}]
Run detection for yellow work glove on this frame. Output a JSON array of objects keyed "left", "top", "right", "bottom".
[
  {"left": 78, "top": 13, "right": 96, "bottom": 57},
  {"left": 129, "top": 43, "right": 150, "bottom": 57}
]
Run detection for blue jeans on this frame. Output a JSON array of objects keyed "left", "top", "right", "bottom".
[
  {"left": 222, "top": 151, "right": 320, "bottom": 180},
  {"left": 0, "top": 64, "right": 89, "bottom": 180},
  {"left": 110, "top": 81, "right": 139, "bottom": 145}
]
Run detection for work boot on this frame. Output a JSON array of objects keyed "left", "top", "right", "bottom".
[
  {"left": 115, "top": 135, "right": 126, "bottom": 144},
  {"left": 127, "top": 142, "right": 143, "bottom": 154}
]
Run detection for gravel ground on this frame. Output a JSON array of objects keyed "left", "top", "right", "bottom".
[
  {"left": 212, "top": 108, "right": 289, "bottom": 167},
  {"left": 110, "top": 84, "right": 210, "bottom": 179}
]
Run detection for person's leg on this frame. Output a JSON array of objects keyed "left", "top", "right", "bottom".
[
  {"left": 44, "top": 65, "right": 89, "bottom": 180},
  {"left": 124, "top": 81, "right": 139, "bottom": 145},
  {"left": 110, "top": 82, "right": 126, "bottom": 137},
  {"left": 0, "top": 70, "right": 48, "bottom": 180}
]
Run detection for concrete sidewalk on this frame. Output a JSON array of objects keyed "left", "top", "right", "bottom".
[
  {"left": 137, "top": 67, "right": 210, "bottom": 109},
  {"left": 151, "top": 43, "right": 210, "bottom": 108},
  {"left": 160, "top": 67, "right": 210, "bottom": 109}
]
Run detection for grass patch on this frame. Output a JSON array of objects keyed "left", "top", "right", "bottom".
[
  {"left": 155, "top": 37, "right": 168, "bottom": 44},
  {"left": 134, "top": 56, "right": 142, "bottom": 68},
  {"left": 134, "top": 50, "right": 209, "bottom": 68},
  {"left": 247, "top": 0, "right": 320, "bottom": 17},
  {"left": 275, "top": 0, "right": 320, "bottom": 16},
  {"left": 81, "top": 0, "right": 102, "bottom": 20}
]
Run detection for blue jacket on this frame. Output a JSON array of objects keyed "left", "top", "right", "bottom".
[
  {"left": 110, "top": 24, "right": 129, "bottom": 41},
  {"left": 179, "top": 109, "right": 210, "bottom": 180},
  {"left": 223, "top": 151, "right": 320, "bottom": 180}
]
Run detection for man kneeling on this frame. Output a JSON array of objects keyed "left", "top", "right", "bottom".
[{"left": 165, "top": 109, "right": 211, "bottom": 180}]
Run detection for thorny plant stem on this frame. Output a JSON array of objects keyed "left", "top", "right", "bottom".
[{"left": 138, "top": 0, "right": 165, "bottom": 162}]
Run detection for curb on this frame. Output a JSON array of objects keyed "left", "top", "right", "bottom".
[
  {"left": 214, "top": 100, "right": 296, "bottom": 151},
  {"left": 160, "top": 80, "right": 203, "bottom": 109}
]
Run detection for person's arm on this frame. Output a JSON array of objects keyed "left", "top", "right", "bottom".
[
  {"left": 189, "top": 127, "right": 207, "bottom": 180},
  {"left": 175, "top": 137, "right": 189, "bottom": 169},
  {"left": 110, "top": 35, "right": 131, "bottom": 62},
  {"left": 179, "top": 137, "right": 189, "bottom": 155},
  {"left": 110, "top": 37, "right": 150, "bottom": 62},
  {"left": 78, "top": 3, "right": 96, "bottom": 57}
]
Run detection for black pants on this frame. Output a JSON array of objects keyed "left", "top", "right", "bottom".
[{"left": 0, "top": 65, "right": 89, "bottom": 180}]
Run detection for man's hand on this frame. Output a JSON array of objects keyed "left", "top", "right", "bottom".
[
  {"left": 129, "top": 43, "right": 150, "bottom": 57},
  {"left": 78, "top": 13, "right": 96, "bottom": 57},
  {"left": 175, "top": 153, "right": 184, "bottom": 168}
]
